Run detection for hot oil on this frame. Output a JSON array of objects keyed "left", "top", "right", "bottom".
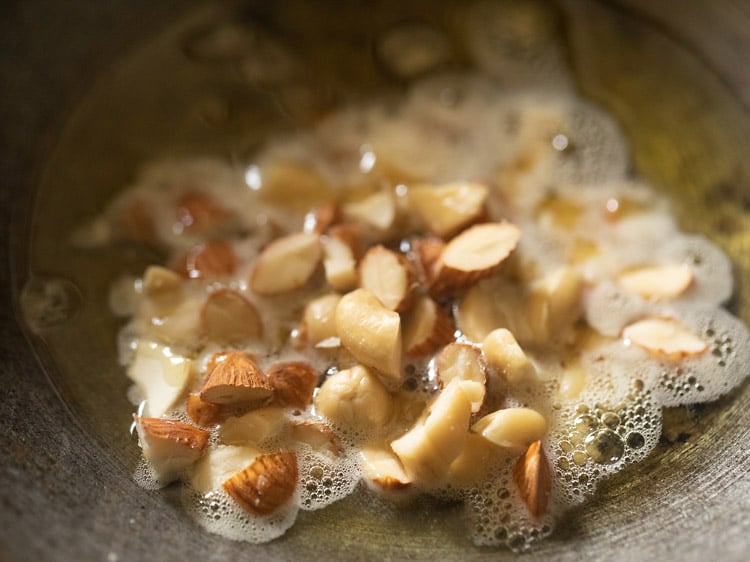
[{"left": 20, "top": 0, "right": 750, "bottom": 554}]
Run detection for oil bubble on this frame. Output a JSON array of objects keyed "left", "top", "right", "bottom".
[{"left": 584, "top": 429, "right": 625, "bottom": 464}]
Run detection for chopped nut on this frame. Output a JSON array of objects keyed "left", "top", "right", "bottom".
[
  {"left": 401, "top": 296, "right": 455, "bottom": 356},
  {"left": 410, "top": 237, "right": 445, "bottom": 287},
  {"left": 292, "top": 421, "right": 342, "bottom": 457},
  {"left": 322, "top": 232, "right": 358, "bottom": 292},
  {"left": 436, "top": 343, "right": 487, "bottom": 413},
  {"left": 142, "top": 265, "right": 182, "bottom": 296},
  {"left": 314, "top": 365, "right": 393, "bottom": 429},
  {"left": 472, "top": 407, "right": 547, "bottom": 451},
  {"left": 128, "top": 341, "right": 193, "bottom": 418},
  {"left": 186, "top": 393, "right": 224, "bottom": 427},
  {"left": 175, "top": 191, "right": 231, "bottom": 234},
  {"left": 221, "top": 407, "right": 287, "bottom": 445},
  {"left": 259, "top": 160, "right": 336, "bottom": 209},
  {"left": 359, "top": 446, "right": 413, "bottom": 492},
  {"left": 513, "top": 440, "right": 551, "bottom": 518},
  {"left": 192, "top": 444, "right": 259, "bottom": 494},
  {"left": 266, "top": 361, "right": 319, "bottom": 408},
  {"left": 117, "top": 196, "right": 156, "bottom": 244},
  {"left": 408, "top": 181, "right": 488, "bottom": 237},
  {"left": 307, "top": 202, "right": 339, "bottom": 234},
  {"left": 335, "top": 289, "right": 402, "bottom": 382},
  {"left": 223, "top": 451, "right": 298, "bottom": 515},
  {"left": 617, "top": 263, "right": 693, "bottom": 300},
  {"left": 622, "top": 317, "right": 707, "bottom": 359},
  {"left": 526, "top": 266, "right": 583, "bottom": 345},
  {"left": 175, "top": 240, "right": 237, "bottom": 280},
  {"left": 481, "top": 328, "right": 536, "bottom": 385},
  {"left": 200, "top": 351, "right": 272, "bottom": 407},
  {"left": 390, "top": 379, "right": 473, "bottom": 486},
  {"left": 343, "top": 191, "right": 396, "bottom": 233},
  {"left": 431, "top": 222, "right": 521, "bottom": 295},
  {"left": 359, "top": 245, "right": 414, "bottom": 312},
  {"left": 449, "top": 433, "right": 502, "bottom": 485},
  {"left": 300, "top": 294, "right": 341, "bottom": 345},
  {"left": 134, "top": 415, "right": 210, "bottom": 482},
  {"left": 200, "top": 288, "right": 263, "bottom": 344},
  {"left": 251, "top": 232, "right": 322, "bottom": 295}
]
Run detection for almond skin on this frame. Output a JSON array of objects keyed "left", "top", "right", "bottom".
[
  {"left": 266, "top": 361, "right": 319, "bottom": 408},
  {"left": 134, "top": 415, "right": 210, "bottom": 452},
  {"left": 175, "top": 191, "right": 231, "bottom": 234},
  {"left": 223, "top": 451, "right": 298, "bottom": 515},
  {"left": 513, "top": 440, "right": 552, "bottom": 518},
  {"left": 411, "top": 237, "right": 445, "bottom": 287},
  {"left": 175, "top": 240, "right": 237, "bottom": 280},
  {"left": 200, "top": 351, "right": 272, "bottom": 407},
  {"left": 401, "top": 296, "right": 455, "bottom": 356},
  {"left": 186, "top": 393, "right": 225, "bottom": 427}
]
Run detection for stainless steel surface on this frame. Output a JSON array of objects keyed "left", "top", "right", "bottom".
[{"left": 1, "top": 1, "right": 748, "bottom": 560}]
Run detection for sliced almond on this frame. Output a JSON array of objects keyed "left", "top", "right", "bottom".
[
  {"left": 128, "top": 341, "right": 193, "bottom": 418},
  {"left": 250, "top": 232, "right": 322, "bottom": 295},
  {"left": 223, "top": 451, "right": 298, "bottom": 516},
  {"left": 359, "top": 446, "right": 413, "bottom": 492},
  {"left": 359, "top": 245, "right": 414, "bottom": 312},
  {"left": 408, "top": 181, "right": 488, "bottom": 238},
  {"left": 221, "top": 407, "right": 287, "bottom": 445},
  {"left": 300, "top": 294, "right": 341, "bottom": 345},
  {"left": 292, "top": 421, "right": 342, "bottom": 457},
  {"left": 513, "top": 440, "right": 551, "bottom": 518},
  {"left": 436, "top": 343, "right": 486, "bottom": 413},
  {"left": 314, "top": 365, "right": 393, "bottom": 430},
  {"left": 175, "top": 191, "right": 231, "bottom": 234},
  {"left": 622, "top": 317, "right": 707, "bottom": 359},
  {"left": 200, "top": 351, "right": 272, "bottom": 407},
  {"left": 472, "top": 407, "right": 547, "bottom": 451},
  {"left": 266, "top": 361, "right": 319, "bottom": 408},
  {"left": 402, "top": 296, "right": 455, "bottom": 356},
  {"left": 431, "top": 222, "right": 521, "bottom": 295},
  {"left": 481, "top": 328, "right": 536, "bottom": 385},
  {"left": 176, "top": 240, "right": 237, "bottom": 280},
  {"left": 617, "top": 263, "right": 693, "bottom": 300},
  {"left": 322, "top": 232, "right": 358, "bottom": 292},
  {"left": 186, "top": 392, "right": 224, "bottom": 427},
  {"left": 390, "top": 378, "right": 472, "bottom": 486},
  {"left": 200, "top": 289, "right": 263, "bottom": 344},
  {"left": 343, "top": 191, "right": 396, "bottom": 233},
  {"left": 134, "top": 415, "right": 210, "bottom": 482},
  {"left": 335, "top": 289, "right": 402, "bottom": 382}
]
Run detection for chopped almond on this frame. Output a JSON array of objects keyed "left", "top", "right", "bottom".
[
  {"left": 134, "top": 415, "right": 210, "bottom": 482},
  {"left": 306, "top": 202, "right": 339, "bottom": 234},
  {"left": 314, "top": 365, "right": 393, "bottom": 429},
  {"left": 176, "top": 240, "right": 237, "bottom": 280},
  {"left": 436, "top": 343, "right": 487, "bottom": 413},
  {"left": 410, "top": 237, "right": 445, "bottom": 287},
  {"left": 223, "top": 451, "right": 298, "bottom": 515},
  {"left": 335, "top": 289, "right": 402, "bottom": 382},
  {"left": 200, "top": 289, "right": 263, "bottom": 344},
  {"left": 185, "top": 393, "right": 226, "bottom": 427},
  {"left": 266, "top": 361, "right": 319, "bottom": 408},
  {"left": 200, "top": 351, "right": 272, "bottom": 407},
  {"left": 526, "top": 266, "right": 583, "bottom": 345},
  {"left": 221, "top": 407, "right": 286, "bottom": 445},
  {"left": 359, "top": 245, "right": 414, "bottom": 312},
  {"left": 617, "top": 263, "right": 693, "bottom": 300},
  {"left": 359, "top": 446, "right": 413, "bottom": 492},
  {"left": 481, "top": 328, "right": 536, "bottom": 385},
  {"left": 408, "top": 181, "right": 488, "bottom": 237},
  {"left": 117, "top": 197, "right": 156, "bottom": 244},
  {"left": 292, "top": 421, "right": 342, "bottom": 457},
  {"left": 322, "top": 232, "right": 358, "bottom": 292},
  {"left": 142, "top": 265, "right": 182, "bottom": 296},
  {"left": 513, "top": 440, "right": 551, "bottom": 518},
  {"left": 343, "top": 191, "right": 396, "bottom": 233},
  {"left": 401, "top": 296, "right": 455, "bottom": 356},
  {"left": 431, "top": 222, "right": 521, "bottom": 295},
  {"left": 622, "top": 317, "right": 707, "bottom": 359},
  {"left": 300, "top": 294, "right": 341, "bottom": 345},
  {"left": 251, "top": 232, "right": 322, "bottom": 295},
  {"left": 472, "top": 407, "right": 547, "bottom": 451},
  {"left": 175, "top": 191, "right": 231, "bottom": 234}
]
